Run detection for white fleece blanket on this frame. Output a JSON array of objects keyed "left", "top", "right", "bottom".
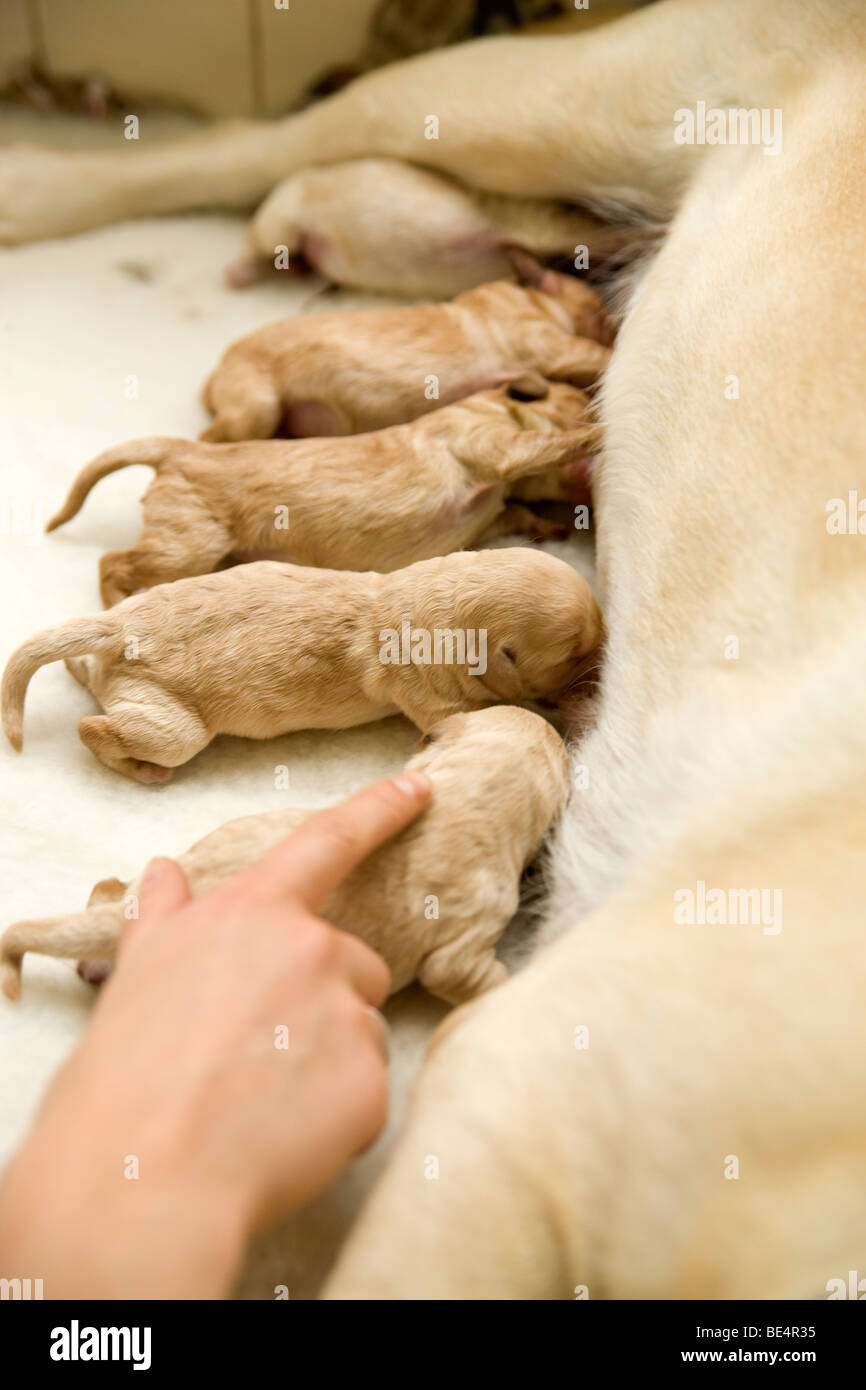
[{"left": 0, "top": 205, "right": 595, "bottom": 1297}]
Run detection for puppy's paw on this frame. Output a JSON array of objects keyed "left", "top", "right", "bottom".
[
  {"left": 555, "top": 458, "right": 593, "bottom": 504},
  {"left": 525, "top": 516, "right": 570, "bottom": 543},
  {"left": 77, "top": 960, "right": 114, "bottom": 987},
  {"left": 224, "top": 254, "right": 272, "bottom": 289},
  {"left": 132, "top": 761, "right": 174, "bottom": 785},
  {"left": 87, "top": 876, "right": 127, "bottom": 907}
]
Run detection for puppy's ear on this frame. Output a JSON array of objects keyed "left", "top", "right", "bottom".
[{"left": 484, "top": 642, "right": 526, "bottom": 699}]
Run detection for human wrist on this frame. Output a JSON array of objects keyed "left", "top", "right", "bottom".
[{"left": 0, "top": 1089, "right": 250, "bottom": 1299}]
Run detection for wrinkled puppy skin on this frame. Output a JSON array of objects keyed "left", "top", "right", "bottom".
[
  {"left": 1, "top": 548, "right": 602, "bottom": 782},
  {"left": 47, "top": 382, "right": 600, "bottom": 603},
  {"left": 1, "top": 706, "right": 568, "bottom": 1005},
  {"left": 201, "top": 271, "right": 612, "bottom": 443}
]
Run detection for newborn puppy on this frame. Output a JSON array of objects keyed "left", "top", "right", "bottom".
[
  {"left": 47, "top": 383, "right": 598, "bottom": 605},
  {"left": 202, "top": 271, "right": 612, "bottom": 442},
  {"left": 227, "top": 157, "right": 626, "bottom": 298},
  {"left": 2, "top": 549, "right": 601, "bottom": 783},
  {"left": 0, "top": 706, "right": 568, "bottom": 1005}
]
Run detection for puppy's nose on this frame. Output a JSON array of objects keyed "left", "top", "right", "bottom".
[
  {"left": 558, "top": 459, "right": 592, "bottom": 502},
  {"left": 576, "top": 609, "right": 605, "bottom": 661},
  {"left": 561, "top": 609, "right": 605, "bottom": 683}
]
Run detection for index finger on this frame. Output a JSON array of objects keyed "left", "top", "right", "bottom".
[{"left": 233, "top": 771, "right": 432, "bottom": 911}]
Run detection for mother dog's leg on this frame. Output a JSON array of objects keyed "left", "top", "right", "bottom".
[
  {"left": 325, "top": 801, "right": 866, "bottom": 1299},
  {"left": 0, "top": 0, "right": 833, "bottom": 246}
]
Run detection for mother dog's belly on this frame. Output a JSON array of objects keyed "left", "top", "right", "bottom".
[{"left": 543, "top": 125, "right": 866, "bottom": 937}]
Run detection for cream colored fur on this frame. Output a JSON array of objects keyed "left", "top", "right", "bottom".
[
  {"left": 228, "top": 157, "right": 624, "bottom": 298},
  {"left": 1, "top": 705, "right": 567, "bottom": 1007},
  {"left": 47, "top": 383, "right": 598, "bottom": 604},
  {"left": 1, "top": 0, "right": 864, "bottom": 1299},
  {"left": 202, "top": 272, "right": 611, "bottom": 441},
  {"left": 1, "top": 549, "right": 600, "bottom": 782}
]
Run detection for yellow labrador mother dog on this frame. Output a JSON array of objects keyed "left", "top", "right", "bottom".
[{"left": 2, "top": 0, "right": 865, "bottom": 1297}]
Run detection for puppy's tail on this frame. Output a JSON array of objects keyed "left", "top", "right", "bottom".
[
  {"left": 46, "top": 438, "right": 182, "bottom": 532},
  {"left": 1, "top": 903, "right": 123, "bottom": 1001},
  {"left": 2, "top": 614, "right": 118, "bottom": 752}
]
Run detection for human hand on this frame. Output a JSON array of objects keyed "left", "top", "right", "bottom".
[{"left": 0, "top": 770, "right": 431, "bottom": 1298}]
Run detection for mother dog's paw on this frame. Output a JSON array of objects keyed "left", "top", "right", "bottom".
[{"left": 0, "top": 144, "right": 112, "bottom": 244}]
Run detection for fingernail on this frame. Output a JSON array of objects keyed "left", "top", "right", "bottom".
[
  {"left": 392, "top": 771, "right": 431, "bottom": 800},
  {"left": 141, "top": 858, "right": 165, "bottom": 889}
]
